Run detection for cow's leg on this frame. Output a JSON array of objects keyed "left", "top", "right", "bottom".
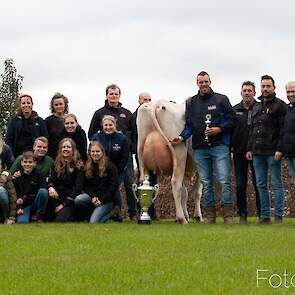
[
  {"left": 193, "top": 175, "right": 203, "bottom": 222},
  {"left": 171, "top": 170, "right": 187, "bottom": 224},
  {"left": 181, "top": 184, "right": 189, "bottom": 222},
  {"left": 137, "top": 141, "right": 149, "bottom": 183}
]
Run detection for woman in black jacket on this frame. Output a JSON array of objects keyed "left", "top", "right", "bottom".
[
  {"left": 48, "top": 138, "right": 84, "bottom": 222},
  {"left": 5, "top": 94, "right": 48, "bottom": 157},
  {"left": 45, "top": 93, "right": 69, "bottom": 159},
  {"left": 75, "top": 141, "right": 118, "bottom": 223},
  {"left": 62, "top": 113, "right": 87, "bottom": 162}
]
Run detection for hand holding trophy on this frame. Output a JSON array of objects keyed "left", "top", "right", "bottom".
[{"left": 205, "top": 114, "right": 212, "bottom": 145}]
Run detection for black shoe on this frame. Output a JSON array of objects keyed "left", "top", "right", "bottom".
[
  {"left": 258, "top": 218, "right": 271, "bottom": 224},
  {"left": 239, "top": 215, "right": 247, "bottom": 224},
  {"left": 109, "top": 206, "right": 123, "bottom": 223},
  {"left": 274, "top": 215, "right": 283, "bottom": 224}
]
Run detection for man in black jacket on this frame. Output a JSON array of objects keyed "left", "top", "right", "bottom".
[
  {"left": 282, "top": 81, "right": 295, "bottom": 182},
  {"left": 246, "top": 75, "right": 287, "bottom": 224},
  {"left": 232, "top": 81, "right": 260, "bottom": 223},
  {"left": 88, "top": 84, "right": 137, "bottom": 221},
  {"left": 172, "top": 71, "right": 237, "bottom": 224}
]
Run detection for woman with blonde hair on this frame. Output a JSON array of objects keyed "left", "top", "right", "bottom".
[
  {"left": 75, "top": 141, "right": 118, "bottom": 223},
  {"left": 47, "top": 137, "right": 84, "bottom": 222},
  {"left": 91, "top": 115, "right": 132, "bottom": 221}
]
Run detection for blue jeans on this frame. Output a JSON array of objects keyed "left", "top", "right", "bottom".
[
  {"left": 253, "top": 155, "right": 284, "bottom": 219},
  {"left": 75, "top": 193, "right": 114, "bottom": 223},
  {"left": 193, "top": 145, "right": 232, "bottom": 206},
  {"left": 0, "top": 187, "right": 9, "bottom": 218},
  {"left": 17, "top": 188, "right": 49, "bottom": 224},
  {"left": 288, "top": 157, "right": 295, "bottom": 183}
]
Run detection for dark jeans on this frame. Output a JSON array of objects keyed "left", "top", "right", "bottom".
[
  {"left": 116, "top": 154, "right": 137, "bottom": 218},
  {"left": 17, "top": 188, "right": 49, "bottom": 224},
  {"left": 55, "top": 204, "right": 76, "bottom": 222},
  {"left": 233, "top": 153, "right": 260, "bottom": 216}
]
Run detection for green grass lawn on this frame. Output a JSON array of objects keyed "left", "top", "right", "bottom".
[{"left": 1, "top": 218, "right": 295, "bottom": 295}]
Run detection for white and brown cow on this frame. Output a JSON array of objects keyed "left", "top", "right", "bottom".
[{"left": 137, "top": 99, "right": 203, "bottom": 224}]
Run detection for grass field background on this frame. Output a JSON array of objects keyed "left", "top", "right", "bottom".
[{"left": 1, "top": 219, "right": 295, "bottom": 295}]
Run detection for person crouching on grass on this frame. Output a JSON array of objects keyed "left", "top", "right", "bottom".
[
  {"left": 74, "top": 141, "right": 119, "bottom": 223},
  {"left": 0, "top": 133, "right": 17, "bottom": 224},
  {"left": 47, "top": 138, "right": 84, "bottom": 222},
  {"left": 13, "top": 151, "right": 48, "bottom": 223}
]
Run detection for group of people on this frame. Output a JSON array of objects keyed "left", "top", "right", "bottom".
[
  {"left": 172, "top": 72, "right": 295, "bottom": 224},
  {"left": 0, "top": 73, "right": 294, "bottom": 225},
  {"left": 0, "top": 87, "right": 140, "bottom": 224}
]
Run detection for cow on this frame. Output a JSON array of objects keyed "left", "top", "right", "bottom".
[{"left": 137, "top": 99, "right": 203, "bottom": 224}]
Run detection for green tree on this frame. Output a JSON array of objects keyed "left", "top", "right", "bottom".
[{"left": 0, "top": 58, "right": 23, "bottom": 136}]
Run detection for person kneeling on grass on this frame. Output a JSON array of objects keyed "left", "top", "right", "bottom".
[
  {"left": 75, "top": 141, "right": 119, "bottom": 223},
  {"left": 47, "top": 138, "right": 84, "bottom": 222},
  {"left": 13, "top": 151, "right": 48, "bottom": 223}
]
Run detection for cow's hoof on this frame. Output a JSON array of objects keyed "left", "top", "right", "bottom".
[
  {"left": 194, "top": 216, "right": 204, "bottom": 223},
  {"left": 178, "top": 218, "right": 188, "bottom": 224}
]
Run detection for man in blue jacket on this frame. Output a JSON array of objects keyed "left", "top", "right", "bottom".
[{"left": 172, "top": 71, "right": 237, "bottom": 224}]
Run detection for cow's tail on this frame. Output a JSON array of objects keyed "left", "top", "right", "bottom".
[{"left": 150, "top": 103, "right": 178, "bottom": 171}]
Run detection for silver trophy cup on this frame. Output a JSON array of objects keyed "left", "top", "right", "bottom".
[
  {"left": 132, "top": 175, "right": 159, "bottom": 224},
  {"left": 205, "top": 113, "right": 212, "bottom": 145}
]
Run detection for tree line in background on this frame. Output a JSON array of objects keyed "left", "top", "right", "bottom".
[{"left": 0, "top": 58, "right": 23, "bottom": 137}]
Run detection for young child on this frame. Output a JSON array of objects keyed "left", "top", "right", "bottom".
[{"left": 13, "top": 151, "right": 48, "bottom": 223}]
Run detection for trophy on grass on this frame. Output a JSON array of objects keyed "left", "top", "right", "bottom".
[
  {"left": 132, "top": 175, "right": 159, "bottom": 224},
  {"left": 205, "top": 113, "right": 212, "bottom": 145}
]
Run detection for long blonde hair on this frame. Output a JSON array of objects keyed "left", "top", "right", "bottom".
[
  {"left": 85, "top": 141, "right": 107, "bottom": 177},
  {"left": 55, "top": 138, "right": 83, "bottom": 176}
]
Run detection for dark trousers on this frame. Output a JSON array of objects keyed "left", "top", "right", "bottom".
[
  {"left": 233, "top": 153, "right": 260, "bottom": 216},
  {"left": 113, "top": 154, "right": 137, "bottom": 218},
  {"left": 55, "top": 204, "right": 76, "bottom": 222}
]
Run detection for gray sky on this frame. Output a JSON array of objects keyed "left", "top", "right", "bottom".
[{"left": 1, "top": 0, "right": 294, "bottom": 131}]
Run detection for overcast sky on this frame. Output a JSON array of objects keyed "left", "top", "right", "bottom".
[{"left": 1, "top": 0, "right": 294, "bottom": 131}]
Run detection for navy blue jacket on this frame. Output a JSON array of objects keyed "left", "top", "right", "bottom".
[
  {"left": 91, "top": 131, "right": 129, "bottom": 175},
  {"left": 180, "top": 89, "right": 237, "bottom": 149},
  {"left": 5, "top": 111, "right": 48, "bottom": 157}
]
